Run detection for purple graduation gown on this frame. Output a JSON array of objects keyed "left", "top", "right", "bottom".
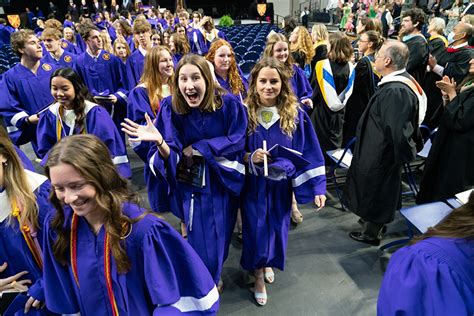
[
  {"left": 240, "top": 108, "right": 326, "bottom": 270},
  {"left": 74, "top": 50, "right": 128, "bottom": 137},
  {"left": 188, "top": 30, "right": 207, "bottom": 55},
  {"left": 148, "top": 95, "right": 246, "bottom": 283},
  {"left": 60, "top": 39, "right": 81, "bottom": 55},
  {"left": 125, "top": 48, "right": 145, "bottom": 90},
  {"left": 0, "top": 62, "right": 57, "bottom": 153},
  {"left": 215, "top": 70, "right": 249, "bottom": 102},
  {"left": 291, "top": 64, "right": 313, "bottom": 103},
  {"left": 378, "top": 237, "right": 474, "bottom": 315},
  {"left": 43, "top": 202, "right": 219, "bottom": 315},
  {"left": 0, "top": 172, "right": 54, "bottom": 315},
  {"left": 41, "top": 51, "right": 77, "bottom": 68},
  {"left": 36, "top": 101, "right": 132, "bottom": 178}
]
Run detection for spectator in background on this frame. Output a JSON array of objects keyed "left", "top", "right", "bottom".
[
  {"left": 282, "top": 15, "right": 297, "bottom": 39},
  {"left": 301, "top": 6, "right": 310, "bottom": 28}
]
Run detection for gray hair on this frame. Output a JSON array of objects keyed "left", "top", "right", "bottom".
[
  {"left": 429, "top": 17, "right": 446, "bottom": 34},
  {"left": 384, "top": 40, "right": 409, "bottom": 70}
]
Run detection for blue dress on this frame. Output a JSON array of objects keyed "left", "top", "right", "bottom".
[
  {"left": 240, "top": 108, "right": 326, "bottom": 270},
  {"left": 0, "top": 171, "right": 55, "bottom": 315},
  {"left": 378, "top": 237, "right": 474, "bottom": 315},
  {"left": 43, "top": 202, "right": 219, "bottom": 315},
  {"left": 148, "top": 95, "right": 247, "bottom": 283}
]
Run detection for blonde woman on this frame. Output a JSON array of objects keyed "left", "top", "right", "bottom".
[
  {"left": 113, "top": 37, "right": 131, "bottom": 64},
  {"left": 0, "top": 128, "right": 53, "bottom": 314},
  {"left": 289, "top": 26, "right": 316, "bottom": 74},
  {"left": 310, "top": 24, "right": 329, "bottom": 81},
  {"left": 127, "top": 45, "right": 174, "bottom": 162}
]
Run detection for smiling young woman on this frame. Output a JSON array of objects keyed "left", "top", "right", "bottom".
[{"left": 121, "top": 54, "right": 247, "bottom": 291}]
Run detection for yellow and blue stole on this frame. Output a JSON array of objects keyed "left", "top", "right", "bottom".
[{"left": 316, "top": 59, "right": 356, "bottom": 112}]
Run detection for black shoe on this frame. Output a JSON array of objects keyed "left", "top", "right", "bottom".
[
  {"left": 357, "top": 219, "right": 387, "bottom": 233},
  {"left": 349, "top": 231, "right": 381, "bottom": 246}
]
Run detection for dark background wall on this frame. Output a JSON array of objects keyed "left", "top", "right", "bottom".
[{"left": 1, "top": 0, "right": 258, "bottom": 19}]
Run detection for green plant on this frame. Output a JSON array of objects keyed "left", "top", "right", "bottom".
[{"left": 219, "top": 15, "right": 234, "bottom": 27}]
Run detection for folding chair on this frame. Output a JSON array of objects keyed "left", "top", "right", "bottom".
[
  {"left": 325, "top": 137, "right": 356, "bottom": 211},
  {"left": 380, "top": 201, "right": 454, "bottom": 251}
]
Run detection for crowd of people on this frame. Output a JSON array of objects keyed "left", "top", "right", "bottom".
[{"left": 0, "top": 0, "right": 472, "bottom": 314}]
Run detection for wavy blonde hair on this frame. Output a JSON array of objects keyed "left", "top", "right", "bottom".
[
  {"left": 290, "top": 26, "right": 315, "bottom": 65},
  {"left": 205, "top": 39, "right": 244, "bottom": 95},
  {"left": 245, "top": 57, "right": 298, "bottom": 136},
  {"left": 139, "top": 45, "right": 174, "bottom": 114},
  {"left": 263, "top": 33, "right": 295, "bottom": 76},
  {"left": 0, "top": 127, "right": 39, "bottom": 229}
]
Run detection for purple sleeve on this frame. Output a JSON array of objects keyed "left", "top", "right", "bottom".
[
  {"left": 192, "top": 95, "right": 247, "bottom": 195},
  {"left": 378, "top": 241, "right": 474, "bottom": 315},
  {"left": 291, "top": 64, "right": 313, "bottom": 101},
  {"left": 127, "top": 86, "right": 156, "bottom": 162},
  {"left": 88, "top": 106, "right": 132, "bottom": 178},
  {"left": 36, "top": 110, "right": 58, "bottom": 160},
  {"left": 143, "top": 217, "right": 219, "bottom": 314},
  {"left": 292, "top": 110, "right": 326, "bottom": 202}
]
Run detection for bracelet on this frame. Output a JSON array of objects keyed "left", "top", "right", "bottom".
[{"left": 157, "top": 137, "right": 164, "bottom": 147}]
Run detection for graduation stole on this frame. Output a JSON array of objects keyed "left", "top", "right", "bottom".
[
  {"left": 70, "top": 213, "right": 120, "bottom": 316},
  {"left": 56, "top": 105, "right": 87, "bottom": 141},
  {"left": 380, "top": 75, "right": 427, "bottom": 124},
  {"left": 315, "top": 59, "right": 356, "bottom": 112},
  {"left": 429, "top": 34, "right": 448, "bottom": 48},
  {"left": 11, "top": 199, "right": 43, "bottom": 270}
]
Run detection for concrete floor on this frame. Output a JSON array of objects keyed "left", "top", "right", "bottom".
[{"left": 23, "top": 143, "right": 414, "bottom": 316}]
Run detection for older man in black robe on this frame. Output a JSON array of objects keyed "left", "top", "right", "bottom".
[{"left": 343, "top": 41, "right": 424, "bottom": 245}]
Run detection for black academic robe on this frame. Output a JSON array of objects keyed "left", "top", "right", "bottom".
[
  {"left": 343, "top": 72, "right": 420, "bottom": 224},
  {"left": 421, "top": 37, "right": 447, "bottom": 128},
  {"left": 443, "top": 46, "right": 474, "bottom": 84},
  {"left": 310, "top": 60, "right": 350, "bottom": 160},
  {"left": 310, "top": 44, "right": 328, "bottom": 84},
  {"left": 343, "top": 55, "right": 378, "bottom": 145},
  {"left": 416, "top": 86, "right": 474, "bottom": 203},
  {"left": 404, "top": 35, "right": 429, "bottom": 84}
]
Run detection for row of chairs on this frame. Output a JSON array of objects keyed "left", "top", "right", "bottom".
[{"left": 325, "top": 124, "right": 456, "bottom": 251}]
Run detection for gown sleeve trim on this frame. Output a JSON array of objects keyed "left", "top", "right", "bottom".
[
  {"left": 215, "top": 156, "right": 245, "bottom": 175},
  {"left": 112, "top": 155, "right": 129, "bottom": 164},
  {"left": 11, "top": 111, "right": 28, "bottom": 126},
  {"left": 167, "top": 285, "right": 219, "bottom": 313},
  {"left": 292, "top": 166, "right": 326, "bottom": 187}
]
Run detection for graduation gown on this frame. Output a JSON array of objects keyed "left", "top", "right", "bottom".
[
  {"left": 378, "top": 237, "right": 474, "bottom": 315},
  {"left": 343, "top": 72, "right": 420, "bottom": 224},
  {"left": 36, "top": 101, "right": 132, "bottom": 179},
  {"left": 40, "top": 51, "right": 77, "bottom": 68},
  {"left": 43, "top": 202, "right": 219, "bottom": 315},
  {"left": 403, "top": 34, "right": 429, "bottom": 84},
  {"left": 148, "top": 95, "right": 246, "bottom": 283},
  {"left": 74, "top": 50, "right": 128, "bottom": 135},
  {"left": 125, "top": 48, "right": 145, "bottom": 90},
  {"left": 311, "top": 60, "right": 351, "bottom": 155},
  {"left": 343, "top": 55, "right": 379, "bottom": 145},
  {"left": 291, "top": 64, "right": 313, "bottom": 104},
  {"left": 240, "top": 108, "right": 326, "bottom": 270},
  {"left": 421, "top": 37, "right": 448, "bottom": 128},
  {"left": 442, "top": 45, "right": 474, "bottom": 84},
  {"left": 417, "top": 86, "right": 474, "bottom": 203},
  {"left": 0, "top": 62, "right": 57, "bottom": 152},
  {"left": 0, "top": 171, "right": 54, "bottom": 315},
  {"left": 215, "top": 71, "right": 249, "bottom": 102}
]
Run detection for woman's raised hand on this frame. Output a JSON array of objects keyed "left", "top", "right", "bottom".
[{"left": 121, "top": 113, "right": 162, "bottom": 143}]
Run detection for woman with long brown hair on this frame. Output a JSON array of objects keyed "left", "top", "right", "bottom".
[
  {"left": 122, "top": 54, "right": 247, "bottom": 291},
  {"left": 42, "top": 134, "right": 219, "bottom": 314},
  {"left": 0, "top": 127, "right": 53, "bottom": 314},
  {"left": 378, "top": 191, "right": 474, "bottom": 314}
]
